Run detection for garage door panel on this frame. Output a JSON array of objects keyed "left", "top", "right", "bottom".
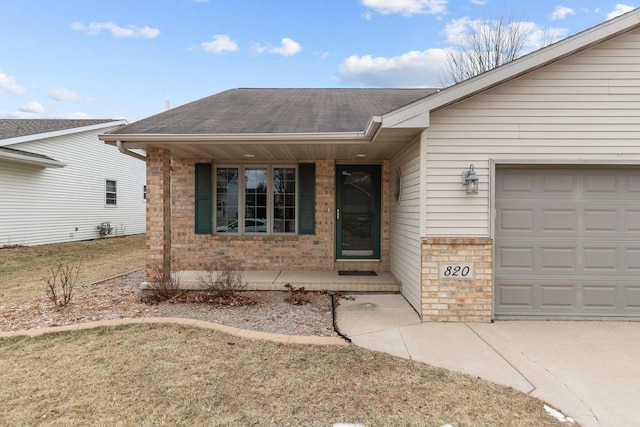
[
  {"left": 583, "top": 209, "right": 619, "bottom": 232},
  {"left": 500, "top": 208, "right": 535, "bottom": 231},
  {"left": 624, "top": 287, "right": 640, "bottom": 308},
  {"left": 542, "top": 209, "right": 578, "bottom": 232},
  {"left": 541, "top": 285, "right": 577, "bottom": 308},
  {"left": 583, "top": 247, "right": 619, "bottom": 272},
  {"left": 543, "top": 173, "right": 576, "bottom": 192},
  {"left": 495, "top": 166, "right": 640, "bottom": 318},
  {"left": 626, "top": 249, "right": 640, "bottom": 271},
  {"left": 628, "top": 211, "right": 640, "bottom": 231},
  {"left": 541, "top": 247, "right": 577, "bottom": 270},
  {"left": 583, "top": 286, "right": 618, "bottom": 308},
  {"left": 499, "top": 246, "right": 534, "bottom": 270},
  {"left": 498, "top": 284, "right": 534, "bottom": 308}
]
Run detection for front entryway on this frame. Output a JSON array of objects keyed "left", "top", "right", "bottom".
[{"left": 336, "top": 164, "right": 381, "bottom": 260}]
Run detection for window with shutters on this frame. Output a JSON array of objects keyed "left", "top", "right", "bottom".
[
  {"left": 215, "top": 165, "right": 295, "bottom": 235},
  {"left": 195, "top": 163, "right": 315, "bottom": 235}
]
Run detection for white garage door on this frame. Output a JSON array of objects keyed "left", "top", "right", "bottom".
[{"left": 495, "top": 166, "right": 640, "bottom": 318}]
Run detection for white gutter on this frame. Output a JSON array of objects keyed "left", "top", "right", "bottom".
[
  {"left": 116, "top": 141, "right": 147, "bottom": 161},
  {"left": 101, "top": 131, "right": 370, "bottom": 144}
]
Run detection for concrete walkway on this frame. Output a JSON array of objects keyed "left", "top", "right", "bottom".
[{"left": 335, "top": 294, "right": 640, "bottom": 427}]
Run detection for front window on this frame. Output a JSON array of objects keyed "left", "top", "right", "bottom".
[
  {"left": 106, "top": 180, "right": 117, "bottom": 206},
  {"left": 215, "top": 166, "right": 296, "bottom": 234}
]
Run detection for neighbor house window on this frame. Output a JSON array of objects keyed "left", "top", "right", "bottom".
[
  {"left": 106, "top": 180, "right": 117, "bottom": 206},
  {"left": 195, "top": 163, "right": 315, "bottom": 236}
]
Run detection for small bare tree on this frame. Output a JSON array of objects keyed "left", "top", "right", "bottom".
[
  {"left": 440, "top": 13, "right": 559, "bottom": 86},
  {"left": 45, "top": 263, "right": 80, "bottom": 308}
]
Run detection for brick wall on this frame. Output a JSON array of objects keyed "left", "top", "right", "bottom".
[
  {"left": 421, "top": 237, "right": 493, "bottom": 322},
  {"left": 165, "top": 158, "right": 390, "bottom": 272}
]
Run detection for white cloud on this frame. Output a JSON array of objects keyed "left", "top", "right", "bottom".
[
  {"left": 607, "top": 4, "right": 635, "bottom": 20},
  {"left": 48, "top": 87, "right": 94, "bottom": 102},
  {"left": 339, "top": 48, "right": 449, "bottom": 87},
  {"left": 551, "top": 6, "right": 575, "bottom": 20},
  {"left": 0, "top": 70, "right": 26, "bottom": 94},
  {"left": 361, "top": 0, "right": 448, "bottom": 16},
  {"left": 268, "top": 38, "right": 302, "bottom": 56},
  {"left": 201, "top": 34, "right": 239, "bottom": 53},
  {"left": 251, "top": 42, "right": 267, "bottom": 54},
  {"left": 470, "top": 0, "right": 487, "bottom": 5},
  {"left": 71, "top": 21, "right": 160, "bottom": 38},
  {"left": 19, "top": 101, "right": 45, "bottom": 114}
]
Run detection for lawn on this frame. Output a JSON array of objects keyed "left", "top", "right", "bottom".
[
  {"left": 0, "top": 324, "right": 566, "bottom": 426},
  {"left": 0, "top": 234, "right": 145, "bottom": 305},
  {"left": 0, "top": 236, "right": 568, "bottom": 426}
]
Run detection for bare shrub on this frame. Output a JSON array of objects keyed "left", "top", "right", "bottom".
[
  {"left": 197, "top": 261, "right": 246, "bottom": 296},
  {"left": 44, "top": 263, "right": 80, "bottom": 308},
  {"left": 284, "top": 283, "right": 310, "bottom": 305},
  {"left": 146, "top": 261, "right": 182, "bottom": 302}
]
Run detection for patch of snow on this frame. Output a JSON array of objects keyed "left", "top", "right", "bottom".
[
  {"left": 544, "top": 404, "right": 575, "bottom": 423},
  {"left": 333, "top": 424, "right": 364, "bottom": 427}
]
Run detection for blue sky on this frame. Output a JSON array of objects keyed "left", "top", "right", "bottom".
[{"left": 0, "top": 0, "right": 636, "bottom": 122}]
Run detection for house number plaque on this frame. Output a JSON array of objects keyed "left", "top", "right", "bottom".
[{"left": 439, "top": 262, "right": 475, "bottom": 279}]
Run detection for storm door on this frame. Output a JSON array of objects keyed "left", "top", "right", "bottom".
[{"left": 336, "top": 164, "right": 381, "bottom": 260}]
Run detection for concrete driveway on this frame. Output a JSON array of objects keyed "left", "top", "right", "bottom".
[{"left": 335, "top": 294, "right": 640, "bottom": 427}]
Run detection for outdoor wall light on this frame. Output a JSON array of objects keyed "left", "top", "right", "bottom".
[{"left": 462, "top": 164, "right": 479, "bottom": 194}]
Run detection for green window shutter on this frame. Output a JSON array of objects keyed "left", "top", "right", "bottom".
[
  {"left": 298, "top": 163, "right": 315, "bottom": 234},
  {"left": 194, "top": 163, "right": 212, "bottom": 234}
]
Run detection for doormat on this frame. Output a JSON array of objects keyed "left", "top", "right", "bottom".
[{"left": 338, "top": 270, "right": 377, "bottom": 276}]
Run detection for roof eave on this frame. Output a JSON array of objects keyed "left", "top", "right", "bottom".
[
  {"left": 0, "top": 120, "right": 128, "bottom": 147},
  {"left": 100, "top": 131, "right": 372, "bottom": 145},
  {"left": 0, "top": 151, "right": 66, "bottom": 168}
]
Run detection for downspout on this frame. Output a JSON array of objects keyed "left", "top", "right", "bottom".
[{"left": 116, "top": 140, "right": 147, "bottom": 161}]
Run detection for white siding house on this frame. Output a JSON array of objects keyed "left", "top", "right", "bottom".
[{"left": 0, "top": 119, "right": 146, "bottom": 246}]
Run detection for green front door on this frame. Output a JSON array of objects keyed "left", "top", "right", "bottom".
[{"left": 336, "top": 164, "right": 381, "bottom": 260}]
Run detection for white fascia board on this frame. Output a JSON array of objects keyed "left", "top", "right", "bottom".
[
  {"left": 0, "top": 150, "right": 66, "bottom": 168},
  {"left": 382, "top": 9, "right": 640, "bottom": 129},
  {"left": 0, "top": 120, "right": 128, "bottom": 147},
  {"left": 100, "top": 131, "right": 370, "bottom": 145}
]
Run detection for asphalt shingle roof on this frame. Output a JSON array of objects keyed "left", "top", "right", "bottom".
[
  {"left": 0, "top": 119, "right": 118, "bottom": 140},
  {"left": 111, "top": 88, "right": 437, "bottom": 135}
]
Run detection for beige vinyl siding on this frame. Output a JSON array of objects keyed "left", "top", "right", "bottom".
[
  {"left": 390, "top": 137, "right": 422, "bottom": 311},
  {"left": 0, "top": 126, "right": 146, "bottom": 246},
  {"left": 425, "top": 29, "right": 640, "bottom": 237}
]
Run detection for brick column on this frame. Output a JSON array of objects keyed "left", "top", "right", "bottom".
[
  {"left": 421, "top": 237, "right": 493, "bottom": 322},
  {"left": 146, "top": 148, "right": 171, "bottom": 282}
]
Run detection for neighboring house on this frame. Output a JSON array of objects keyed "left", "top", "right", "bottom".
[
  {"left": 100, "top": 9, "right": 640, "bottom": 322},
  {"left": 0, "top": 119, "right": 146, "bottom": 246}
]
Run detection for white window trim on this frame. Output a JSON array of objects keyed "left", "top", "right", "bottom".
[
  {"left": 213, "top": 164, "right": 298, "bottom": 235},
  {"left": 105, "top": 179, "right": 117, "bottom": 207}
]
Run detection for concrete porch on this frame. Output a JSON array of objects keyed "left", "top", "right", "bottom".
[{"left": 174, "top": 270, "right": 401, "bottom": 292}]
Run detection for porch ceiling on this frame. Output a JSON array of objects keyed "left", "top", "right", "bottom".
[{"left": 108, "top": 127, "right": 423, "bottom": 161}]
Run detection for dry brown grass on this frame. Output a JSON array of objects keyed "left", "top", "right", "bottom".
[
  {"left": 0, "top": 324, "right": 567, "bottom": 427},
  {"left": 0, "top": 234, "right": 145, "bottom": 305}
]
